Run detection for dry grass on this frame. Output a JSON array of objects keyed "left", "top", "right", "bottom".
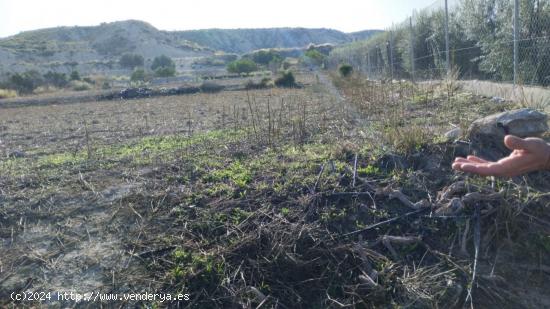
[{"left": 0, "top": 70, "right": 549, "bottom": 308}]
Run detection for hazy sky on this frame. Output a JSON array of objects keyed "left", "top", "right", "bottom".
[{"left": 0, "top": 0, "right": 439, "bottom": 38}]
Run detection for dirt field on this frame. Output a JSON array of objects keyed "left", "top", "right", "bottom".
[{"left": 1, "top": 71, "right": 549, "bottom": 308}]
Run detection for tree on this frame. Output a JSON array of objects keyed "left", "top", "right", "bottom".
[
  {"left": 43, "top": 71, "right": 68, "bottom": 88},
  {"left": 150, "top": 55, "right": 176, "bottom": 77},
  {"left": 226, "top": 59, "right": 258, "bottom": 74},
  {"left": 70, "top": 70, "right": 81, "bottom": 81},
  {"left": 274, "top": 71, "right": 296, "bottom": 87},
  {"left": 251, "top": 50, "right": 282, "bottom": 65},
  {"left": 339, "top": 64, "right": 353, "bottom": 77},
  {"left": 131, "top": 68, "right": 146, "bottom": 82},
  {"left": 154, "top": 66, "right": 176, "bottom": 77},
  {"left": 305, "top": 49, "right": 326, "bottom": 65},
  {"left": 119, "top": 53, "right": 144, "bottom": 69},
  {"left": 151, "top": 55, "right": 175, "bottom": 71},
  {"left": 8, "top": 70, "right": 43, "bottom": 94}
]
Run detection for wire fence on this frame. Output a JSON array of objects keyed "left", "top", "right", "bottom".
[{"left": 329, "top": 0, "right": 550, "bottom": 87}]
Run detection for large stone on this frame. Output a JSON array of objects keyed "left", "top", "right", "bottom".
[{"left": 467, "top": 108, "right": 548, "bottom": 160}]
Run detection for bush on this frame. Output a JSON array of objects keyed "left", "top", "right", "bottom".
[
  {"left": 226, "top": 59, "right": 258, "bottom": 74},
  {"left": 43, "top": 71, "right": 68, "bottom": 88},
  {"left": 274, "top": 71, "right": 296, "bottom": 88},
  {"left": 70, "top": 70, "right": 81, "bottom": 81},
  {"left": 8, "top": 71, "right": 43, "bottom": 94},
  {"left": 245, "top": 78, "right": 272, "bottom": 90},
  {"left": 119, "top": 53, "right": 144, "bottom": 69},
  {"left": 0, "top": 89, "right": 17, "bottom": 99},
  {"left": 154, "top": 66, "right": 176, "bottom": 77},
  {"left": 70, "top": 80, "right": 91, "bottom": 91},
  {"left": 151, "top": 55, "right": 176, "bottom": 77},
  {"left": 250, "top": 50, "right": 282, "bottom": 65},
  {"left": 199, "top": 81, "right": 224, "bottom": 93},
  {"left": 131, "top": 68, "right": 146, "bottom": 82},
  {"left": 151, "top": 55, "right": 175, "bottom": 71},
  {"left": 305, "top": 49, "right": 326, "bottom": 65},
  {"left": 338, "top": 64, "right": 353, "bottom": 77}
]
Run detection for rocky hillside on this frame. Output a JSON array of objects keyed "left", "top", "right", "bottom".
[
  {"left": 0, "top": 20, "right": 382, "bottom": 75},
  {"left": 174, "top": 28, "right": 354, "bottom": 54}
]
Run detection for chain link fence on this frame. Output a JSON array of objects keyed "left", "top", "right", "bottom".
[{"left": 329, "top": 0, "right": 550, "bottom": 87}]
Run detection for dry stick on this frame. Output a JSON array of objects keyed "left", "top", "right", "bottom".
[
  {"left": 352, "top": 153, "right": 358, "bottom": 188},
  {"left": 311, "top": 163, "right": 326, "bottom": 194},
  {"left": 246, "top": 91, "right": 257, "bottom": 139},
  {"left": 465, "top": 205, "right": 481, "bottom": 307},
  {"left": 341, "top": 208, "right": 429, "bottom": 238},
  {"left": 83, "top": 120, "right": 92, "bottom": 160}
]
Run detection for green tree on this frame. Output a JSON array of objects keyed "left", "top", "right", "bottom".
[
  {"left": 9, "top": 71, "right": 43, "bottom": 94},
  {"left": 305, "top": 49, "right": 326, "bottom": 65},
  {"left": 119, "top": 53, "right": 144, "bottom": 69},
  {"left": 155, "top": 66, "right": 176, "bottom": 77},
  {"left": 226, "top": 59, "right": 258, "bottom": 74},
  {"left": 251, "top": 50, "right": 282, "bottom": 65},
  {"left": 70, "top": 70, "right": 81, "bottom": 81},
  {"left": 274, "top": 71, "right": 296, "bottom": 87},
  {"left": 151, "top": 55, "right": 175, "bottom": 71},
  {"left": 339, "top": 64, "right": 353, "bottom": 77},
  {"left": 151, "top": 55, "right": 176, "bottom": 77},
  {"left": 43, "top": 71, "right": 68, "bottom": 88},
  {"left": 131, "top": 68, "right": 146, "bottom": 82}
]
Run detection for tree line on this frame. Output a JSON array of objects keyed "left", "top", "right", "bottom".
[{"left": 329, "top": 0, "right": 550, "bottom": 85}]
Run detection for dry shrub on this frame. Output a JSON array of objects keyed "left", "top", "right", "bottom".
[{"left": 0, "top": 89, "right": 17, "bottom": 99}]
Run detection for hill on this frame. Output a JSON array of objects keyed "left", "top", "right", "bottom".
[
  {"left": 173, "top": 28, "right": 353, "bottom": 54},
  {"left": 0, "top": 20, "right": 382, "bottom": 76}
]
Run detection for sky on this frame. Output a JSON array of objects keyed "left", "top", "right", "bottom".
[{"left": 0, "top": 0, "right": 439, "bottom": 38}]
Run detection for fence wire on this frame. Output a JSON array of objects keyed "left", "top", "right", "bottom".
[{"left": 329, "top": 0, "right": 550, "bottom": 87}]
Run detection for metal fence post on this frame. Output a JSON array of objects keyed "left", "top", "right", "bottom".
[
  {"left": 444, "top": 0, "right": 450, "bottom": 76},
  {"left": 389, "top": 30, "right": 394, "bottom": 80},
  {"left": 410, "top": 16, "right": 415, "bottom": 82},
  {"left": 513, "top": 0, "right": 519, "bottom": 87}
]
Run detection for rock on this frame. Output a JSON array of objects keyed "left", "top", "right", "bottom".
[
  {"left": 467, "top": 108, "right": 548, "bottom": 160},
  {"left": 468, "top": 108, "right": 547, "bottom": 138},
  {"left": 444, "top": 127, "right": 462, "bottom": 141},
  {"left": 490, "top": 96, "right": 505, "bottom": 103}
]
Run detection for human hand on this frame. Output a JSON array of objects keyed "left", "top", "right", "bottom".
[{"left": 452, "top": 135, "right": 550, "bottom": 177}]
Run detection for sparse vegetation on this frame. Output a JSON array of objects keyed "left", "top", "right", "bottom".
[
  {"left": 0, "top": 88, "right": 17, "bottom": 99},
  {"left": 119, "top": 53, "right": 145, "bottom": 69},
  {"left": 226, "top": 59, "right": 258, "bottom": 74},
  {"left": 70, "top": 70, "right": 81, "bottom": 81},
  {"left": 338, "top": 63, "right": 353, "bottom": 77},
  {"left": 274, "top": 70, "right": 296, "bottom": 87},
  {"left": 150, "top": 55, "right": 176, "bottom": 77}
]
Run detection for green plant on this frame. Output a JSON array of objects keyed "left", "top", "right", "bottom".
[
  {"left": 130, "top": 68, "right": 146, "bottom": 82},
  {"left": 70, "top": 80, "right": 91, "bottom": 91},
  {"left": 250, "top": 50, "right": 282, "bottom": 65},
  {"left": 338, "top": 64, "right": 353, "bottom": 77},
  {"left": 226, "top": 59, "right": 258, "bottom": 74},
  {"left": 154, "top": 66, "right": 176, "bottom": 77},
  {"left": 150, "top": 55, "right": 176, "bottom": 77},
  {"left": 119, "top": 53, "right": 144, "bottom": 69},
  {"left": 70, "top": 70, "right": 81, "bottom": 81},
  {"left": 43, "top": 71, "right": 68, "bottom": 88},
  {"left": 151, "top": 55, "right": 175, "bottom": 71},
  {"left": 305, "top": 49, "right": 326, "bottom": 65},
  {"left": 199, "top": 81, "right": 224, "bottom": 93},
  {"left": 274, "top": 71, "right": 296, "bottom": 88},
  {"left": 0, "top": 89, "right": 17, "bottom": 99},
  {"left": 8, "top": 70, "right": 43, "bottom": 94}
]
